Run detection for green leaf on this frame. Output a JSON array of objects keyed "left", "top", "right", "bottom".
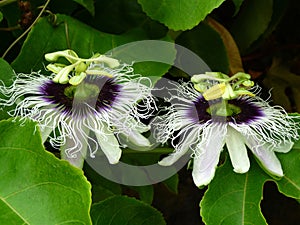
[
  {"left": 83, "top": 163, "right": 122, "bottom": 203},
  {"left": 201, "top": 156, "right": 269, "bottom": 225},
  {"left": 91, "top": 196, "right": 166, "bottom": 225},
  {"left": 250, "top": 0, "right": 288, "bottom": 51},
  {"left": 0, "top": 11, "right": 3, "bottom": 22},
  {"left": 134, "top": 62, "right": 172, "bottom": 84},
  {"left": 138, "top": 0, "right": 225, "bottom": 31},
  {"left": 276, "top": 146, "right": 300, "bottom": 199},
  {"left": 162, "top": 174, "right": 179, "bottom": 194},
  {"left": 91, "top": 185, "right": 119, "bottom": 203},
  {"left": 201, "top": 142, "right": 300, "bottom": 225},
  {"left": 232, "top": 0, "right": 244, "bottom": 16},
  {"left": 230, "top": 0, "right": 273, "bottom": 53},
  {"left": 72, "top": 0, "right": 95, "bottom": 16},
  {"left": 293, "top": 139, "right": 300, "bottom": 150},
  {"left": 0, "top": 57, "right": 14, "bottom": 86},
  {"left": 0, "top": 58, "right": 15, "bottom": 120},
  {"left": 0, "top": 2, "right": 22, "bottom": 41},
  {"left": 11, "top": 14, "right": 141, "bottom": 72},
  {"left": 0, "top": 118, "right": 92, "bottom": 225},
  {"left": 107, "top": 36, "right": 176, "bottom": 84},
  {"left": 74, "top": 0, "right": 160, "bottom": 35},
  {"left": 0, "top": 0, "right": 18, "bottom": 7},
  {"left": 263, "top": 58, "right": 300, "bottom": 112},
  {"left": 176, "top": 22, "right": 229, "bottom": 73},
  {"left": 11, "top": 14, "right": 172, "bottom": 79},
  {"left": 128, "top": 185, "right": 154, "bottom": 204},
  {"left": 206, "top": 17, "right": 243, "bottom": 74}
]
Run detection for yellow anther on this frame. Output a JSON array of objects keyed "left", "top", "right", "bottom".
[{"left": 203, "top": 83, "right": 226, "bottom": 101}]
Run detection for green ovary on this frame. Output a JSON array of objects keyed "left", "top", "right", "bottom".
[
  {"left": 206, "top": 102, "right": 241, "bottom": 117},
  {"left": 64, "top": 83, "right": 100, "bottom": 102}
]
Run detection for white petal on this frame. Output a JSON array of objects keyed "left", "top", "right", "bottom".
[
  {"left": 272, "top": 141, "right": 294, "bottom": 153},
  {"left": 40, "top": 125, "right": 53, "bottom": 143},
  {"left": 133, "top": 121, "right": 150, "bottom": 133},
  {"left": 38, "top": 112, "right": 57, "bottom": 143},
  {"left": 114, "top": 117, "right": 151, "bottom": 148},
  {"left": 158, "top": 150, "right": 189, "bottom": 166},
  {"left": 61, "top": 151, "right": 86, "bottom": 168},
  {"left": 226, "top": 126, "right": 250, "bottom": 173},
  {"left": 117, "top": 133, "right": 152, "bottom": 151},
  {"left": 246, "top": 137, "right": 283, "bottom": 177},
  {"left": 192, "top": 124, "right": 226, "bottom": 186},
  {"left": 95, "top": 125, "right": 122, "bottom": 164},
  {"left": 61, "top": 138, "right": 87, "bottom": 168},
  {"left": 124, "top": 129, "right": 151, "bottom": 147},
  {"left": 118, "top": 116, "right": 150, "bottom": 133},
  {"left": 159, "top": 127, "right": 199, "bottom": 166}
]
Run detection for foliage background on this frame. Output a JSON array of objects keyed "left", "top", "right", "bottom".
[{"left": 0, "top": 0, "right": 299, "bottom": 224}]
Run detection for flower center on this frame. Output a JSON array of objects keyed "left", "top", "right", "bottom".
[
  {"left": 206, "top": 102, "right": 241, "bottom": 117},
  {"left": 64, "top": 83, "right": 100, "bottom": 102},
  {"left": 40, "top": 75, "right": 121, "bottom": 115},
  {"left": 187, "top": 96, "right": 264, "bottom": 124}
]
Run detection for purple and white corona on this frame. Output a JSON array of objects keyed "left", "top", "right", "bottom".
[{"left": 0, "top": 50, "right": 154, "bottom": 168}]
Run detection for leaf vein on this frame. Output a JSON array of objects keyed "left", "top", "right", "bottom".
[
  {"left": 242, "top": 173, "right": 248, "bottom": 225},
  {"left": 3, "top": 182, "right": 82, "bottom": 200},
  {"left": 0, "top": 196, "right": 30, "bottom": 224},
  {"left": 283, "top": 175, "right": 300, "bottom": 191}
]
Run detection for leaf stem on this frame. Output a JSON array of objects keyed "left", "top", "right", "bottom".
[{"left": 2, "top": 0, "right": 51, "bottom": 58}]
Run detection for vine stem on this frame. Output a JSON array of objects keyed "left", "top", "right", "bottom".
[
  {"left": 0, "top": 0, "right": 17, "bottom": 7},
  {"left": 2, "top": 0, "right": 51, "bottom": 58},
  {"left": 0, "top": 25, "right": 19, "bottom": 31}
]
